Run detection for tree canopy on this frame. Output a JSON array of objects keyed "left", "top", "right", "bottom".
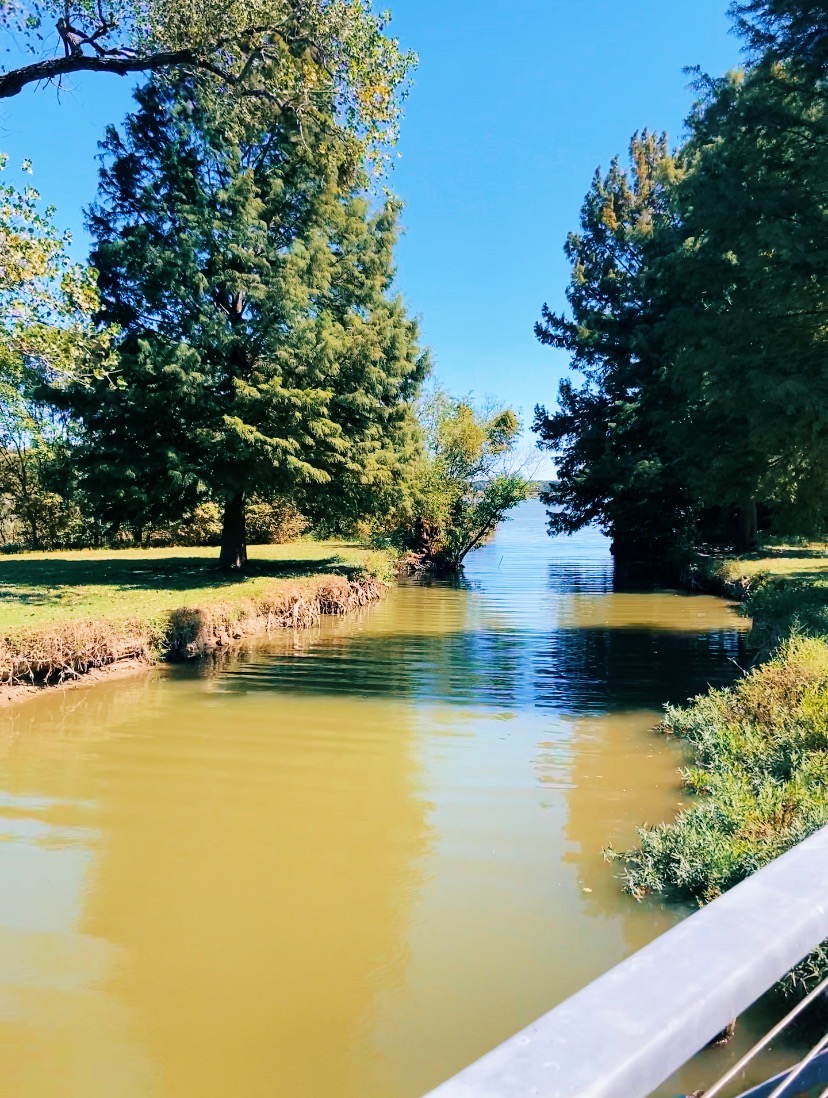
[
  {"left": 392, "top": 390, "right": 531, "bottom": 571},
  {"left": 535, "top": 6, "right": 828, "bottom": 557},
  {"left": 61, "top": 73, "right": 427, "bottom": 567},
  {"left": 730, "top": 0, "right": 828, "bottom": 70},
  {"left": 0, "top": 1, "right": 413, "bottom": 166},
  {"left": 659, "top": 63, "right": 828, "bottom": 536},
  {"left": 533, "top": 132, "right": 699, "bottom": 559},
  {"left": 0, "top": 154, "right": 110, "bottom": 547}
]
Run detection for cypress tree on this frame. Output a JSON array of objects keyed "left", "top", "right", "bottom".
[
  {"left": 660, "top": 64, "right": 828, "bottom": 539},
  {"left": 533, "top": 133, "right": 698, "bottom": 560},
  {"left": 67, "top": 76, "right": 427, "bottom": 567}
]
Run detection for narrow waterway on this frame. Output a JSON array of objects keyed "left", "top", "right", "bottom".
[{"left": 0, "top": 501, "right": 782, "bottom": 1097}]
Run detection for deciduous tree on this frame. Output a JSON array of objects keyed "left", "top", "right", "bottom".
[
  {"left": 0, "top": 0, "right": 413, "bottom": 167},
  {"left": 0, "top": 154, "right": 108, "bottom": 546},
  {"left": 394, "top": 390, "right": 531, "bottom": 572}
]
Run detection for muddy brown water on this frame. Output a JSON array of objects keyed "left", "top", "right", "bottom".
[{"left": 0, "top": 502, "right": 799, "bottom": 1096}]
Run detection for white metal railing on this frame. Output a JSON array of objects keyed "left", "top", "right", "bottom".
[{"left": 422, "top": 826, "right": 828, "bottom": 1098}]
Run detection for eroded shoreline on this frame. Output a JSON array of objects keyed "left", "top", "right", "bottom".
[{"left": 0, "top": 573, "right": 385, "bottom": 708}]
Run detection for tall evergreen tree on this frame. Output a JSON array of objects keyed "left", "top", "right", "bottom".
[
  {"left": 730, "top": 0, "right": 828, "bottom": 71},
  {"left": 533, "top": 133, "right": 698, "bottom": 559},
  {"left": 66, "top": 75, "right": 427, "bottom": 567},
  {"left": 660, "top": 63, "right": 828, "bottom": 538}
]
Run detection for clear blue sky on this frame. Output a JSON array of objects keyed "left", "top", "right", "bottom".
[{"left": 0, "top": 1, "right": 739, "bottom": 468}]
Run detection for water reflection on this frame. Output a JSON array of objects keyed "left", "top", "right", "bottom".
[
  {"left": 215, "top": 507, "right": 745, "bottom": 720},
  {"left": 0, "top": 501, "right": 757, "bottom": 1098}
]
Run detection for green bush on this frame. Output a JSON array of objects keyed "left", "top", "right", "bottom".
[
  {"left": 390, "top": 391, "right": 532, "bottom": 571},
  {"left": 616, "top": 635, "right": 828, "bottom": 995},
  {"left": 745, "top": 577, "right": 828, "bottom": 651},
  {"left": 245, "top": 497, "right": 307, "bottom": 545}
]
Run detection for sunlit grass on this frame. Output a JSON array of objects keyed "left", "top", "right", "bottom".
[
  {"left": 715, "top": 545, "right": 828, "bottom": 582},
  {"left": 0, "top": 540, "right": 392, "bottom": 630},
  {"left": 694, "top": 545, "right": 828, "bottom": 652}
]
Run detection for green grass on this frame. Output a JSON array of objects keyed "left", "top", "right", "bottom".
[
  {"left": 711, "top": 545, "right": 828, "bottom": 582},
  {"left": 693, "top": 544, "right": 828, "bottom": 651},
  {"left": 0, "top": 540, "right": 394, "bottom": 631}
]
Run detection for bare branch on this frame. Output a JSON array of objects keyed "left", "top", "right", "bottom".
[
  {"left": 0, "top": 48, "right": 196, "bottom": 98},
  {"left": 0, "top": 20, "right": 319, "bottom": 101}
]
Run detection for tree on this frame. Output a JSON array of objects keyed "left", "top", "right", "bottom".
[
  {"left": 393, "top": 390, "right": 531, "bottom": 572},
  {"left": 730, "top": 0, "right": 828, "bottom": 71},
  {"left": 0, "top": 154, "right": 109, "bottom": 547},
  {"left": 64, "top": 74, "right": 427, "bottom": 568},
  {"left": 0, "top": 0, "right": 413, "bottom": 163},
  {"left": 660, "top": 63, "right": 828, "bottom": 540},
  {"left": 533, "top": 133, "right": 699, "bottom": 560}
]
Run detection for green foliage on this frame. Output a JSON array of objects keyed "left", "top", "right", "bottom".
[
  {"left": 533, "top": 132, "right": 700, "bottom": 560},
  {"left": 244, "top": 497, "right": 307, "bottom": 545},
  {"left": 392, "top": 390, "right": 531, "bottom": 571},
  {"left": 62, "top": 73, "right": 426, "bottom": 565},
  {"left": 730, "top": 0, "right": 828, "bottom": 71},
  {"left": 745, "top": 576, "right": 828, "bottom": 651},
  {"left": 616, "top": 634, "right": 828, "bottom": 995},
  {"left": 0, "top": 1, "right": 415, "bottom": 167},
  {"left": 537, "top": 49, "right": 828, "bottom": 553},
  {"left": 657, "top": 63, "right": 828, "bottom": 533},
  {"left": 0, "top": 154, "right": 112, "bottom": 549}
]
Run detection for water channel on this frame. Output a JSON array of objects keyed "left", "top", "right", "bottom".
[{"left": 0, "top": 501, "right": 793, "bottom": 1096}]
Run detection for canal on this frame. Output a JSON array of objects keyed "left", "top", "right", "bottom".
[{"left": 0, "top": 501, "right": 778, "bottom": 1096}]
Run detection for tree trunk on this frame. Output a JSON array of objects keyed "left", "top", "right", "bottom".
[
  {"left": 736, "top": 499, "right": 758, "bottom": 551},
  {"left": 219, "top": 492, "right": 247, "bottom": 570}
]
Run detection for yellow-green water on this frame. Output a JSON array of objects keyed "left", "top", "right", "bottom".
[{"left": 0, "top": 503, "right": 790, "bottom": 1096}]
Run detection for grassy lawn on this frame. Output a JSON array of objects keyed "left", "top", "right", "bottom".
[
  {"left": 0, "top": 540, "right": 392, "bottom": 631},
  {"left": 695, "top": 544, "right": 828, "bottom": 650},
  {"left": 708, "top": 544, "right": 828, "bottom": 583}
]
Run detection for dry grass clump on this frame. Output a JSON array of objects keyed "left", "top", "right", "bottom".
[
  {"left": 0, "top": 618, "right": 158, "bottom": 686},
  {"left": 1, "top": 574, "right": 384, "bottom": 687},
  {"left": 166, "top": 575, "right": 384, "bottom": 659}
]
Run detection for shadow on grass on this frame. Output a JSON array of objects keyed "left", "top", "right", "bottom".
[
  {"left": 777, "top": 569, "right": 828, "bottom": 584},
  {"left": 0, "top": 555, "right": 355, "bottom": 598},
  {"left": 739, "top": 548, "right": 828, "bottom": 562}
]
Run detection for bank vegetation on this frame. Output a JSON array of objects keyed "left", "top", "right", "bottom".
[
  {"left": 614, "top": 555, "right": 828, "bottom": 997},
  {"left": 532, "top": 0, "right": 828, "bottom": 1002},
  {"left": 0, "top": 541, "right": 388, "bottom": 699}
]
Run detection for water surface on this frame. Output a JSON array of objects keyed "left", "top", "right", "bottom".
[{"left": 0, "top": 502, "right": 772, "bottom": 1096}]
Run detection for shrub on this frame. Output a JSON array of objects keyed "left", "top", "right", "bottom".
[
  {"left": 245, "top": 497, "right": 307, "bottom": 544},
  {"left": 616, "top": 635, "right": 828, "bottom": 995},
  {"left": 745, "top": 577, "right": 828, "bottom": 651}
]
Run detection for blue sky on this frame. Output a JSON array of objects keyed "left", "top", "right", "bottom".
[{"left": 0, "top": 1, "right": 739, "bottom": 468}]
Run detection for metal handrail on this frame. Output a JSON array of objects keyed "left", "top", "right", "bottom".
[{"left": 422, "top": 826, "right": 828, "bottom": 1098}]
